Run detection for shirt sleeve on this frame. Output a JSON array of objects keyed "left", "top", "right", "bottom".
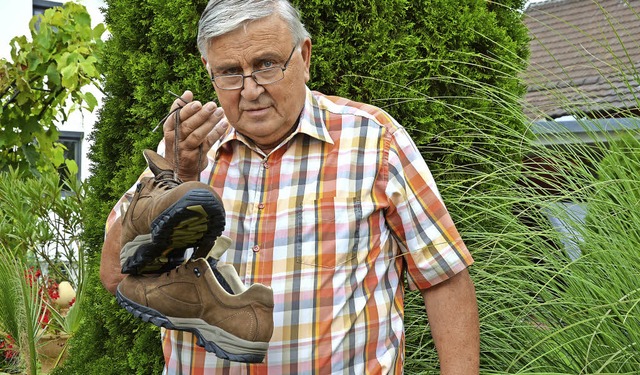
[{"left": 383, "top": 127, "right": 473, "bottom": 290}]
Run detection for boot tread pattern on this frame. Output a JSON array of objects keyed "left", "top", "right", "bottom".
[{"left": 121, "top": 188, "right": 225, "bottom": 274}]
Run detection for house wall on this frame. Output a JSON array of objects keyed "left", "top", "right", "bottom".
[{"left": 0, "top": 0, "right": 106, "bottom": 180}]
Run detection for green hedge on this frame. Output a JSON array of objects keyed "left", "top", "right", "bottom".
[{"left": 61, "top": 1, "right": 529, "bottom": 373}]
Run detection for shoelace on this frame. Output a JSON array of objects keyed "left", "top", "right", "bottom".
[
  {"left": 154, "top": 170, "right": 182, "bottom": 189},
  {"left": 151, "top": 91, "right": 204, "bottom": 181},
  {"left": 168, "top": 258, "right": 201, "bottom": 278}
]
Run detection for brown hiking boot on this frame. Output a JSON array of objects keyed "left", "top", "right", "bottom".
[
  {"left": 119, "top": 149, "right": 225, "bottom": 275},
  {"left": 116, "top": 254, "right": 274, "bottom": 363}
]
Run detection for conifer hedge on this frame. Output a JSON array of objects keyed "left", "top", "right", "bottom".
[{"left": 60, "top": 1, "right": 529, "bottom": 373}]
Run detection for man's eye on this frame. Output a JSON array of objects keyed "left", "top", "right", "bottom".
[
  {"left": 261, "top": 60, "right": 275, "bottom": 69},
  {"left": 218, "top": 67, "right": 240, "bottom": 75}
]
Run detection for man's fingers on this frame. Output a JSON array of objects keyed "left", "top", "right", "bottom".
[
  {"left": 178, "top": 102, "right": 213, "bottom": 135},
  {"left": 175, "top": 103, "right": 225, "bottom": 150},
  {"left": 159, "top": 90, "right": 228, "bottom": 180},
  {"left": 204, "top": 118, "right": 230, "bottom": 149},
  {"left": 163, "top": 91, "right": 195, "bottom": 133},
  {"left": 169, "top": 90, "right": 193, "bottom": 112}
]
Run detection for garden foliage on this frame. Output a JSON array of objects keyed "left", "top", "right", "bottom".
[
  {"left": 0, "top": 3, "right": 105, "bottom": 177},
  {"left": 0, "top": 167, "right": 88, "bottom": 374},
  {"left": 0, "top": 3, "right": 102, "bottom": 372}
]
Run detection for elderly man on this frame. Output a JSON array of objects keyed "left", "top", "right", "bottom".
[{"left": 100, "top": 0, "right": 480, "bottom": 373}]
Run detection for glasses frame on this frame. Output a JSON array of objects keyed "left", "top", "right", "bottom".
[{"left": 210, "top": 46, "right": 297, "bottom": 90}]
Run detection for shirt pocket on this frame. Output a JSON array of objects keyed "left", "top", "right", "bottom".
[{"left": 295, "top": 197, "right": 363, "bottom": 269}]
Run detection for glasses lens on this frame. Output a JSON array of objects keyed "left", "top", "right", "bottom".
[
  {"left": 215, "top": 75, "right": 243, "bottom": 89},
  {"left": 253, "top": 68, "right": 284, "bottom": 85}
]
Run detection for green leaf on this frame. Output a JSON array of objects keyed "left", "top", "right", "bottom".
[
  {"left": 15, "top": 76, "right": 30, "bottom": 92},
  {"left": 93, "top": 23, "right": 107, "bottom": 39},
  {"left": 22, "top": 143, "right": 39, "bottom": 167},
  {"left": 61, "top": 63, "right": 79, "bottom": 89},
  {"left": 49, "top": 10, "right": 65, "bottom": 27},
  {"left": 65, "top": 158, "right": 79, "bottom": 175},
  {"left": 26, "top": 52, "right": 43, "bottom": 73},
  {"left": 75, "top": 11, "right": 91, "bottom": 27},
  {"left": 82, "top": 91, "right": 99, "bottom": 111},
  {"left": 79, "top": 56, "right": 98, "bottom": 77},
  {"left": 51, "top": 145, "right": 65, "bottom": 167},
  {"left": 33, "top": 28, "right": 52, "bottom": 50},
  {"left": 46, "top": 62, "right": 61, "bottom": 86},
  {"left": 23, "top": 116, "right": 41, "bottom": 134}
]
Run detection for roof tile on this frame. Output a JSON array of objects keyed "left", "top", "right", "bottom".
[{"left": 524, "top": 0, "right": 640, "bottom": 119}]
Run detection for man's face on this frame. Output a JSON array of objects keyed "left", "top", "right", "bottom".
[{"left": 204, "top": 15, "right": 311, "bottom": 153}]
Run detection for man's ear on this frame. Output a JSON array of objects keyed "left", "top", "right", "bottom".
[
  {"left": 300, "top": 38, "right": 312, "bottom": 83},
  {"left": 202, "top": 57, "right": 210, "bottom": 72}
]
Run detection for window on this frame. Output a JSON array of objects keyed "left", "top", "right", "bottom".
[
  {"left": 543, "top": 202, "right": 587, "bottom": 261},
  {"left": 33, "top": 0, "right": 62, "bottom": 31},
  {"left": 33, "top": 0, "right": 62, "bottom": 16},
  {"left": 58, "top": 131, "right": 83, "bottom": 185}
]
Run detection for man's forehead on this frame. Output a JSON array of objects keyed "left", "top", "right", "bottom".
[
  {"left": 210, "top": 48, "right": 285, "bottom": 69},
  {"left": 207, "top": 17, "right": 292, "bottom": 61}
]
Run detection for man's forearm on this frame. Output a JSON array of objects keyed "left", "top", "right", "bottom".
[
  {"left": 100, "top": 217, "right": 126, "bottom": 295},
  {"left": 422, "top": 268, "right": 480, "bottom": 374}
]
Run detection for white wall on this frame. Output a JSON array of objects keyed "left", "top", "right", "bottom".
[
  {"left": 0, "top": 1, "right": 32, "bottom": 58},
  {"left": 0, "top": 0, "right": 106, "bottom": 180}
]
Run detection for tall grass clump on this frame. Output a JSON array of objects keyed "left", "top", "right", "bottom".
[
  {"left": 400, "top": 1, "right": 640, "bottom": 373},
  {"left": 403, "top": 89, "right": 640, "bottom": 374}
]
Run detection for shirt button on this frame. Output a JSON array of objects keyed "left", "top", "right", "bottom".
[
  {"left": 252, "top": 245, "right": 260, "bottom": 253},
  {"left": 258, "top": 203, "right": 265, "bottom": 209},
  {"left": 262, "top": 162, "right": 269, "bottom": 169}
]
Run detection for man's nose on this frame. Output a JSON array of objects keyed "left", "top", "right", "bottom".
[{"left": 240, "top": 75, "right": 264, "bottom": 100}]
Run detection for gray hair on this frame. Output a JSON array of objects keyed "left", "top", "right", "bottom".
[{"left": 197, "top": 0, "right": 310, "bottom": 59}]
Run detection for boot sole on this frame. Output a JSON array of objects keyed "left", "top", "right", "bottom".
[
  {"left": 121, "top": 189, "right": 225, "bottom": 274},
  {"left": 116, "top": 288, "right": 268, "bottom": 363}
]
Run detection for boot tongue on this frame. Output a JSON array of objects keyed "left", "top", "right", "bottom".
[
  {"left": 207, "top": 235, "right": 232, "bottom": 259},
  {"left": 143, "top": 149, "right": 174, "bottom": 177}
]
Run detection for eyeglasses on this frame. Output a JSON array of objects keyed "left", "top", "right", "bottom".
[{"left": 210, "top": 46, "right": 297, "bottom": 90}]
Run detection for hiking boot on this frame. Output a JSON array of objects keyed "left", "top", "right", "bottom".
[
  {"left": 116, "top": 254, "right": 274, "bottom": 363},
  {"left": 120, "top": 149, "right": 225, "bottom": 275}
]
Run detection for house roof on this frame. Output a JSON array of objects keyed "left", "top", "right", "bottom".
[{"left": 523, "top": 0, "right": 640, "bottom": 120}]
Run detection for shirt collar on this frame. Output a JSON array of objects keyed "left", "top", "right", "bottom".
[
  {"left": 217, "top": 86, "right": 335, "bottom": 151},
  {"left": 297, "top": 87, "right": 334, "bottom": 145}
]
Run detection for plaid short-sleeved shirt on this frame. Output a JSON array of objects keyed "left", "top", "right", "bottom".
[{"left": 106, "top": 87, "right": 473, "bottom": 374}]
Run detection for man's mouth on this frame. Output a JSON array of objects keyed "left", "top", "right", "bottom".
[{"left": 243, "top": 107, "right": 270, "bottom": 116}]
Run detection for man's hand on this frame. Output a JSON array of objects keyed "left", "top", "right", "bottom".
[{"left": 163, "top": 90, "right": 229, "bottom": 181}]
